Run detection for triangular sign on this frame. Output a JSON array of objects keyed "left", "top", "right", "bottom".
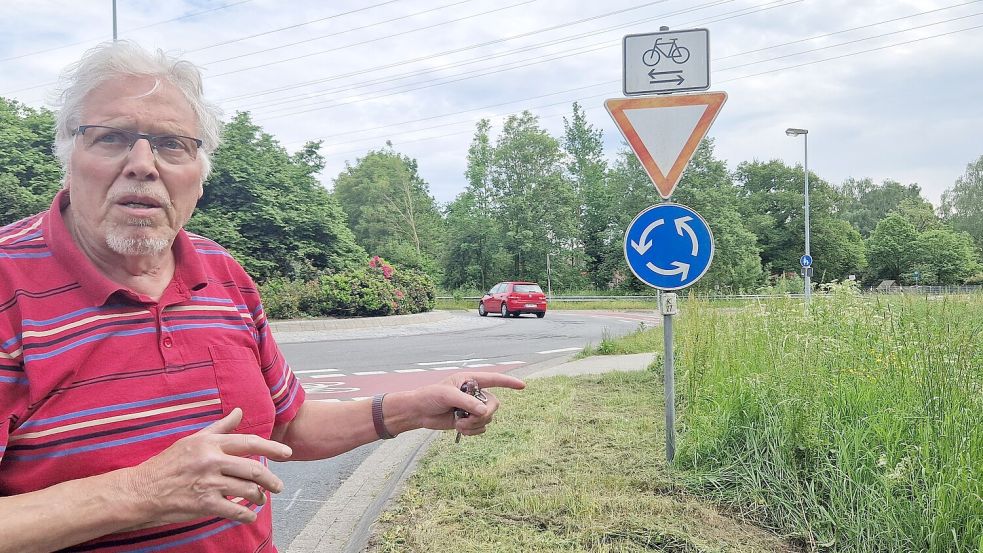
[{"left": 605, "top": 92, "right": 727, "bottom": 198}]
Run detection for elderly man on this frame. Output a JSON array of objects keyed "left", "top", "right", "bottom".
[{"left": 0, "top": 41, "right": 524, "bottom": 552}]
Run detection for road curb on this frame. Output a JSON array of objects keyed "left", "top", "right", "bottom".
[{"left": 285, "top": 428, "right": 439, "bottom": 553}]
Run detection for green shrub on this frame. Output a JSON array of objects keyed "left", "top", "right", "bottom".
[{"left": 260, "top": 256, "right": 437, "bottom": 319}]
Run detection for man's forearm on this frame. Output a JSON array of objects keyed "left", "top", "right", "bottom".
[
  {"left": 0, "top": 467, "right": 148, "bottom": 553},
  {"left": 273, "top": 391, "right": 422, "bottom": 460}
]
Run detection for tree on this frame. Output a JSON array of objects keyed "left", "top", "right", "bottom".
[
  {"left": 332, "top": 146, "right": 445, "bottom": 279},
  {"left": 866, "top": 214, "right": 918, "bottom": 282},
  {"left": 188, "top": 112, "right": 365, "bottom": 282},
  {"left": 734, "top": 159, "right": 864, "bottom": 280},
  {"left": 892, "top": 197, "right": 941, "bottom": 233},
  {"left": 836, "top": 177, "right": 927, "bottom": 237},
  {"left": 0, "top": 98, "right": 62, "bottom": 225},
  {"left": 490, "top": 111, "right": 577, "bottom": 281},
  {"left": 443, "top": 120, "right": 504, "bottom": 290},
  {"left": 940, "top": 154, "right": 983, "bottom": 253},
  {"left": 562, "top": 102, "right": 609, "bottom": 288},
  {"left": 912, "top": 229, "right": 981, "bottom": 285}
]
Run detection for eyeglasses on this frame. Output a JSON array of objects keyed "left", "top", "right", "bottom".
[{"left": 73, "top": 125, "right": 203, "bottom": 164}]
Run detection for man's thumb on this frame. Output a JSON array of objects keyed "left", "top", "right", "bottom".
[{"left": 201, "top": 407, "right": 242, "bottom": 434}]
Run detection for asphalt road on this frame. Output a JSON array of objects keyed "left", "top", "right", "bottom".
[{"left": 269, "top": 309, "right": 660, "bottom": 547}]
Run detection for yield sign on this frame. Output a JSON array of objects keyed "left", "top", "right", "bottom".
[{"left": 605, "top": 92, "right": 727, "bottom": 198}]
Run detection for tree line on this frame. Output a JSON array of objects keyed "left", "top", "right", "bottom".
[{"left": 2, "top": 96, "right": 981, "bottom": 292}]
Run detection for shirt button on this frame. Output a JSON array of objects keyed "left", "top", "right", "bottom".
[{"left": 162, "top": 336, "right": 173, "bottom": 348}]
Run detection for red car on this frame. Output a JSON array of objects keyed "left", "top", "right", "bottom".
[{"left": 478, "top": 281, "right": 547, "bottom": 318}]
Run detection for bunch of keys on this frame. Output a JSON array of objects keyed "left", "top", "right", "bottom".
[{"left": 455, "top": 378, "right": 488, "bottom": 443}]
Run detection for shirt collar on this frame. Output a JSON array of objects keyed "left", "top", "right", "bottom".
[{"left": 45, "top": 189, "right": 209, "bottom": 305}]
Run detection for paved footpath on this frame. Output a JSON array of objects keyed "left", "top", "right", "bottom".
[{"left": 269, "top": 312, "right": 657, "bottom": 553}]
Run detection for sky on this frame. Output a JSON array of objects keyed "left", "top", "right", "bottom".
[{"left": 2, "top": 0, "right": 982, "bottom": 209}]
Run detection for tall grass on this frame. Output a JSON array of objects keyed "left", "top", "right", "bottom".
[{"left": 673, "top": 284, "right": 983, "bottom": 551}]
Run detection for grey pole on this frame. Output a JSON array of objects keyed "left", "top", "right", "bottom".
[
  {"left": 660, "top": 292, "right": 678, "bottom": 462},
  {"left": 803, "top": 132, "right": 811, "bottom": 305},
  {"left": 664, "top": 312, "right": 675, "bottom": 462},
  {"left": 546, "top": 253, "right": 552, "bottom": 304},
  {"left": 112, "top": 0, "right": 118, "bottom": 41},
  {"left": 786, "top": 128, "right": 811, "bottom": 304}
]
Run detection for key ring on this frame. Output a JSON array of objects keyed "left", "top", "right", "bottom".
[{"left": 455, "top": 379, "right": 487, "bottom": 443}]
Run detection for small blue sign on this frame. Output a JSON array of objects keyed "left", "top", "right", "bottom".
[
  {"left": 624, "top": 203, "right": 714, "bottom": 291},
  {"left": 800, "top": 254, "right": 813, "bottom": 267}
]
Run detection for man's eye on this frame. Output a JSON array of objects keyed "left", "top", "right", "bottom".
[
  {"left": 158, "top": 138, "right": 186, "bottom": 151},
  {"left": 96, "top": 131, "right": 128, "bottom": 144}
]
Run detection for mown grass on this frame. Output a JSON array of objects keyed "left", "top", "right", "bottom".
[
  {"left": 368, "top": 371, "right": 798, "bottom": 552},
  {"left": 372, "top": 289, "right": 982, "bottom": 552}
]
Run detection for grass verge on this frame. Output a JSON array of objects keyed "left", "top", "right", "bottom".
[
  {"left": 372, "top": 288, "right": 982, "bottom": 552},
  {"left": 367, "top": 371, "right": 799, "bottom": 552}
]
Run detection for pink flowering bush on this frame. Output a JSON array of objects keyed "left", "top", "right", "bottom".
[{"left": 260, "top": 255, "right": 435, "bottom": 319}]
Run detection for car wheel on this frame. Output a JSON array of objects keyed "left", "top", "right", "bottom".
[
  {"left": 500, "top": 303, "right": 509, "bottom": 318},
  {"left": 536, "top": 312, "right": 545, "bottom": 318},
  {"left": 478, "top": 302, "right": 487, "bottom": 317}
]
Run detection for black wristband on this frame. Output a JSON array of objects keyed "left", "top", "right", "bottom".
[{"left": 372, "top": 393, "right": 396, "bottom": 439}]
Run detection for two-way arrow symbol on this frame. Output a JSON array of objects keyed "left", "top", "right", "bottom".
[{"left": 648, "top": 69, "right": 684, "bottom": 86}]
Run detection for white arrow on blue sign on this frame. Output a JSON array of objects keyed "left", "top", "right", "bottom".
[
  {"left": 624, "top": 203, "right": 714, "bottom": 291},
  {"left": 800, "top": 254, "right": 813, "bottom": 267}
]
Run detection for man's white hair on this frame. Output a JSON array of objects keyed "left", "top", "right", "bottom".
[{"left": 52, "top": 40, "right": 223, "bottom": 181}]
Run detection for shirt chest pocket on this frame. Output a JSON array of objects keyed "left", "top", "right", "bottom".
[{"left": 208, "top": 345, "right": 275, "bottom": 436}]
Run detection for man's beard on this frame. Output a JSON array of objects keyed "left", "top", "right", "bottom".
[{"left": 105, "top": 218, "right": 172, "bottom": 256}]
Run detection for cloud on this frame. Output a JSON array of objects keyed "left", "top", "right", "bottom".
[{"left": 2, "top": 0, "right": 980, "bottom": 208}]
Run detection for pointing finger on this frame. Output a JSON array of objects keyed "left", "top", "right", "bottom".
[{"left": 199, "top": 408, "right": 243, "bottom": 435}]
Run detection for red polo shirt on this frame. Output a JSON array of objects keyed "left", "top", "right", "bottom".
[{"left": 0, "top": 190, "right": 305, "bottom": 552}]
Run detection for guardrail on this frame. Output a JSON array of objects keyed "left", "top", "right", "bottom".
[{"left": 439, "top": 286, "right": 982, "bottom": 302}]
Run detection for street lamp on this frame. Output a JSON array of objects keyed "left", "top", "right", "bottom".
[
  {"left": 785, "top": 127, "right": 810, "bottom": 304},
  {"left": 546, "top": 253, "right": 553, "bottom": 304}
]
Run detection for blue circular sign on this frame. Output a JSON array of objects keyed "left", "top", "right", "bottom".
[
  {"left": 624, "top": 203, "right": 714, "bottom": 291},
  {"left": 800, "top": 254, "right": 813, "bottom": 267}
]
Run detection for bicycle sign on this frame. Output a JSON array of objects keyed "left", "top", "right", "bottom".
[
  {"left": 623, "top": 28, "right": 709, "bottom": 95},
  {"left": 642, "top": 38, "right": 690, "bottom": 66}
]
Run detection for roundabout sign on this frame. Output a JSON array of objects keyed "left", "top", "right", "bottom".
[{"left": 623, "top": 203, "right": 714, "bottom": 291}]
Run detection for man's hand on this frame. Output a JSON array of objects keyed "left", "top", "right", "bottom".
[
  {"left": 123, "top": 408, "right": 293, "bottom": 525},
  {"left": 402, "top": 373, "right": 526, "bottom": 437}
]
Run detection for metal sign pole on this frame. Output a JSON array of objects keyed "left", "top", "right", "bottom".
[{"left": 661, "top": 293, "right": 678, "bottom": 462}]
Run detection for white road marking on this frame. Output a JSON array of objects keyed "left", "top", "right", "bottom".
[
  {"left": 497, "top": 361, "right": 526, "bottom": 365},
  {"left": 352, "top": 371, "right": 386, "bottom": 376},
  {"left": 431, "top": 365, "right": 462, "bottom": 371},
  {"left": 537, "top": 347, "right": 582, "bottom": 354},
  {"left": 284, "top": 489, "right": 302, "bottom": 512},
  {"left": 416, "top": 358, "right": 486, "bottom": 366},
  {"left": 311, "top": 374, "right": 347, "bottom": 379},
  {"left": 466, "top": 363, "right": 494, "bottom": 368},
  {"left": 395, "top": 368, "right": 427, "bottom": 373},
  {"left": 293, "top": 368, "right": 340, "bottom": 375}
]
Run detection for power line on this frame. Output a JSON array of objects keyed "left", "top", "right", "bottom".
[
  {"left": 299, "top": 22, "right": 983, "bottom": 156},
  {"left": 0, "top": 0, "right": 255, "bottom": 63},
  {"left": 221, "top": 0, "right": 733, "bottom": 107},
  {"left": 205, "top": 0, "right": 541, "bottom": 78},
  {"left": 200, "top": 0, "right": 476, "bottom": 63},
  {"left": 187, "top": 0, "right": 407, "bottom": 54},
  {"left": 261, "top": 0, "right": 978, "bottom": 122}
]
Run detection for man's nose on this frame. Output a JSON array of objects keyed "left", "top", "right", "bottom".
[{"left": 124, "top": 137, "right": 160, "bottom": 178}]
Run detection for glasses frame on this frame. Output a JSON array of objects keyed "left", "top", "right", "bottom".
[{"left": 72, "top": 125, "right": 204, "bottom": 162}]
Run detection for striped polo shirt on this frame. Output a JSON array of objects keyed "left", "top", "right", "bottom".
[{"left": 0, "top": 190, "right": 305, "bottom": 552}]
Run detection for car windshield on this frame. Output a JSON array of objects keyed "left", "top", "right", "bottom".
[{"left": 514, "top": 284, "right": 543, "bottom": 293}]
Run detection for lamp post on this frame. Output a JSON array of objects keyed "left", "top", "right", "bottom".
[
  {"left": 546, "top": 253, "right": 553, "bottom": 304},
  {"left": 785, "top": 127, "right": 810, "bottom": 304}
]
